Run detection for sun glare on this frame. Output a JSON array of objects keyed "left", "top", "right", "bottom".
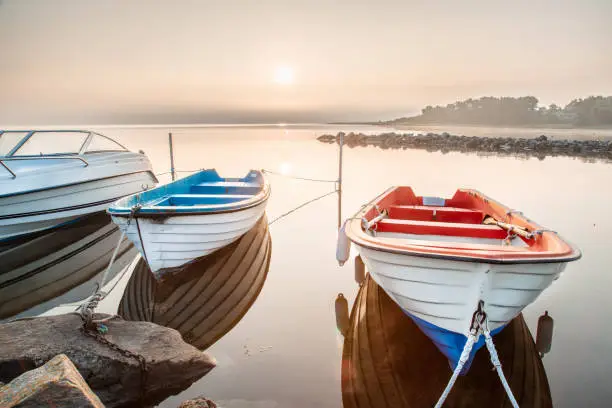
[
  {"left": 274, "top": 66, "right": 294, "bottom": 85},
  {"left": 279, "top": 162, "right": 292, "bottom": 175}
]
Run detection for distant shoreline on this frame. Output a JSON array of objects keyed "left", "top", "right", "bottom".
[{"left": 330, "top": 121, "right": 612, "bottom": 130}]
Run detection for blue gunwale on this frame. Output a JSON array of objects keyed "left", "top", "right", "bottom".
[{"left": 108, "top": 169, "right": 269, "bottom": 217}]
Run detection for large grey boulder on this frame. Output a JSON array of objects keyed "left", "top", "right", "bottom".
[
  {"left": 0, "top": 314, "right": 216, "bottom": 407},
  {"left": 0, "top": 354, "right": 104, "bottom": 407}
]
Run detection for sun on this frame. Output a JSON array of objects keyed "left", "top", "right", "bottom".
[{"left": 274, "top": 66, "right": 295, "bottom": 85}]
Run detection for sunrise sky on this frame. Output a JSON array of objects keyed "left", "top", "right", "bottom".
[{"left": 1, "top": 0, "right": 610, "bottom": 125}]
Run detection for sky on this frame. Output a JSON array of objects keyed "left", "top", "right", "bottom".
[{"left": 1, "top": 0, "right": 611, "bottom": 125}]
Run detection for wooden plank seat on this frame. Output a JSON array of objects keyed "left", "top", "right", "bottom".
[
  {"left": 375, "top": 218, "right": 508, "bottom": 239},
  {"left": 150, "top": 194, "right": 254, "bottom": 207},
  {"left": 388, "top": 205, "right": 484, "bottom": 224},
  {"left": 190, "top": 181, "right": 261, "bottom": 195}
]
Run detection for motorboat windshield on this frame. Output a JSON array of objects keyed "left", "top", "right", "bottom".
[{"left": 0, "top": 130, "right": 127, "bottom": 158}]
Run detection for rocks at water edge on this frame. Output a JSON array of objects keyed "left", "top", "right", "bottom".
[
  {"left": 317, "top": 132, "right": 612, "bottom": 161},
  {"left": 0, "top": 354, "right": 104, "bottom": 408},
  {"left": 0, "top": 314, "right": 216, "bottom": 408},
  {"left": 177, "top": 396, "right": 218, "bottom": 407}
]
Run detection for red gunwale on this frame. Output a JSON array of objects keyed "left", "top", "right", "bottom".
[{"left": 345, "top": 186, "right": 581, "bottom": 264}]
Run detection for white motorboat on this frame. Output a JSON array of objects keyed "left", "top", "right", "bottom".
[{"left": 0, "top": 130, "right": 157, "bottom": 241}]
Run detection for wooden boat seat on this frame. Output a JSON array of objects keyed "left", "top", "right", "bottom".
[
  {"left": 190, "top": 181, "right": 261, "bottom": 195},
  {"left": 375, "top": 218, "right": 508, "bottom": 239},
  {"left": 151, "top": 194, "right": 254, "bottom": 207},
  {"left": 388, "top": 205, "right": 484, "bottom": 224}
]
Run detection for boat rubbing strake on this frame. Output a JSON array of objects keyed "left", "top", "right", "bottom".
[
  {"left": 337, "top": 186, "right": 580, "bottom": 373},
  {"left": 108, "top": 169, "right": 269, "bottom": 279}
]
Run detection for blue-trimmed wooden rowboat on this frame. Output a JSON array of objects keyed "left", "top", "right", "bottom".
[{"left": 109, "top": 169, "right": 269, "bottom": 279}]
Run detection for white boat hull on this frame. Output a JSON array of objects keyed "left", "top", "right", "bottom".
[
  {"left": 0, "top": 171, "right": 156, "bottom": 241},
  {"left": 111, "top": 201, "right": 267, "bottom": 277},
  {"left": 355, "top": 244, "right": 566, "bottom": 337}
]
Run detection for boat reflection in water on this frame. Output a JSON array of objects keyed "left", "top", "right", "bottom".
[
  {"left": 338, "top": 275, "right": 552, "bottom": 408},
  {"left": 119, "top": 215, "right": 271, "bottom": 350},
  {"left": 0, "top": 212, "right": 136, "bottom": 320}
]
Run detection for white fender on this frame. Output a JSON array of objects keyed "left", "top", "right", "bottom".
[{"left": 336, "top": 220, "right": 350, "bottom": 266}]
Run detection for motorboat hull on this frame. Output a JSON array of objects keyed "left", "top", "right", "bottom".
[
  {"left": 0, "top": 212, "right": 136, "bottom": 320},
  {"left": 0, "top": 171, "right": 156, "bottom": 241}
]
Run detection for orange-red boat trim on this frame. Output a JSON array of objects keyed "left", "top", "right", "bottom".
[{"left": 345, "top": 187, "right": 581, "bottom": 264}]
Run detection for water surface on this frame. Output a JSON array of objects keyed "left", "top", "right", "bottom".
[{"left": 7, "top": 124, "right": 612, "bottom": 407}]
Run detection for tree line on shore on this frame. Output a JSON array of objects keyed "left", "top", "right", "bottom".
[{"left": 385, "top": 96, "right": 612, "bottom": 127}]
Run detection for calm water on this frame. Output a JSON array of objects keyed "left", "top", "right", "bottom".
[{"left": 4, "top": 124, "right": 612, "bottom": 407}]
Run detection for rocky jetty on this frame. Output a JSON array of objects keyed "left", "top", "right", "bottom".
[
  {"left": 0, "top": 354, "right": 104, "bottom": 407},
  {"left": 0, "top": 314, "right": 216, "bottom": 407},
  {"left": 317, "top": 132, "right": 612, "bottom": 162},
  {"left": 177, "top": 396, "right": 218, "bottom": 407}
]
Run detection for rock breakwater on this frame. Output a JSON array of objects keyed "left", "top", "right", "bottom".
[{"left": 317, "top": 132, "right": 612, "bottom": 162}]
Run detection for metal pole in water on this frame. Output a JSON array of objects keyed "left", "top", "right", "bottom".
[
  {"left": 169, "top": 132, "right": 176, "bottom": 181},
  {"left": 337, "top": 132, "right": 344, "bottom": 229}
]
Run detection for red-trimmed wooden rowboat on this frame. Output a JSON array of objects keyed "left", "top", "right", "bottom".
[{"left": 337, "top": 186, "right": 580, "bottom": 373}]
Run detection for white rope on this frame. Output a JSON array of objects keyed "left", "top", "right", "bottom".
[
  {"left": 96, "top": 230, "right": 126, "bottom": 294},
  {"left": 262, "top": 169, "right": 338, "bottom": 183},
  {"left": 434, "top": 304, "right": 520, "bottom": 408},
  {"left": 483, "top": 328, "right": 520, "bottom": 408},
  {"left": 362, "top": 209, "right": 388, "bottom": 231},
  {"left": 268, "top": 190, "right": 337, "bottom": 225},
  {"left": 434, "top": 330, "right": 478, "bottom": 408},
  {"left": 76, "top": 229, "right": 127, "bottom": 322}
]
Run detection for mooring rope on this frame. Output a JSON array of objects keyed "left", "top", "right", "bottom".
[
  {"left": 97, "top": 231, "right": 126, "bottom": 291},
  {"left": 483, "top": 324, "right": 520, "bottom": 408},
  {"left": 155, "top": 167, "right": 339, "bottom": 226},
  {"left": 269, "top": 190, "right": 337, "bottom": 225},
  {"left": 75, "top": 232, "right": 128, "bottom": 314},
  {"left": 262, "top": 169, "right": 338, "bottom": 183},
  {"left": 77, "top": 210, "right": 137, "bottom": 317},
  {"left": 434, "top": 330, "right": 478, "bottom": 408},
  {"left": 155, "top": 169, "right": 201, "bottom": 177},
  {"left": 434, "top": 302, "right": 520, "bottom": 408}
]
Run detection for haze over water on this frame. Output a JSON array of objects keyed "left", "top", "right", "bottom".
[{"left": 1, "top": 0, "right": 611, "bottom": 125}]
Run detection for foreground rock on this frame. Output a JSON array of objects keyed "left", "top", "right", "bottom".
[
  {"left": 0, "top": 314, "right": 216, "bottom": 407},
  {"left": 178, "top": 396, "right": 218, "bottom": 407},
  {"left": 0, "top": 354, "right": 104, "bottom": 407},
  {"left": 317, "top": 132, "right": 612, "bottom": 161}
]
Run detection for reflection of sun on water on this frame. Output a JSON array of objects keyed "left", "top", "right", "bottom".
[{"left": 279, "top": 162, "right": 292, "bottom": 175}]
